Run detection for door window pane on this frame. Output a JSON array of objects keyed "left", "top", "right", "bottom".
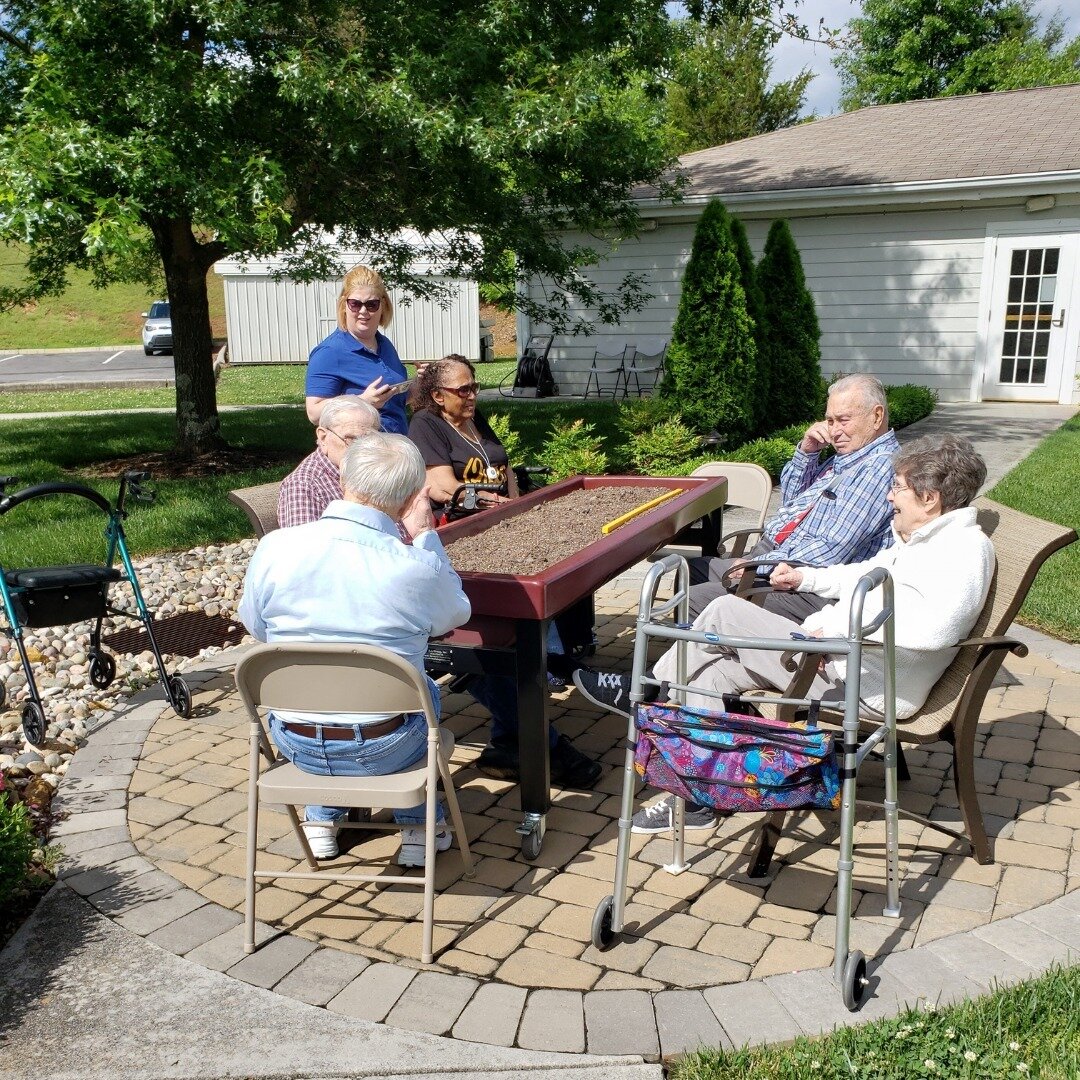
[{"left": 997, "top": 247, "right": 1060, "bottom": 385}]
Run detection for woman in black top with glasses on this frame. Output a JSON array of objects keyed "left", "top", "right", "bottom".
[
  {"left": 408, "top": 355, "right": 517, "bottom": 510},
  {"left": 304, "top": 264, "right": 412, "bottom": 434}
]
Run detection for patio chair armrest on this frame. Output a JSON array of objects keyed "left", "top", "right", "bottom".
[
  {"left": 954, "top": 634, "right": 1029, "bottom": 658},
  {"left": 717, "top": 526, "right": 765, "bottom": 558}
]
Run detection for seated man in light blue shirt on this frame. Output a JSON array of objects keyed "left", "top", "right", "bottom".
[{"left": 239, "top": 432, "right": 471, "bottom": 868}]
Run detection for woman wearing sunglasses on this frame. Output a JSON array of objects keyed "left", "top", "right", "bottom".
[
  {"left": 408, "top": 355, "right": 515, "bottom": 512},
  {"left": 305, "top": 264, "right": 411, "bottom": 434},
  {"left": 408, "top": 353, "right": 602, "bottom": 788}
]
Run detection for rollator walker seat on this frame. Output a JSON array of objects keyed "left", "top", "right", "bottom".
[{"left": 0, "top": 472, "right": 192, "bottom": 745}]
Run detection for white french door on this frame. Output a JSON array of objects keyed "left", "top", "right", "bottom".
[{"left": 982, "top": 233, "right": 1079, "bottom": 401}]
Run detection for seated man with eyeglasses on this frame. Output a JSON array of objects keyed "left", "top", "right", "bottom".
[
  {"left": 278, "top": 396, "right": 381, "bottom": 528},
  {"left": 682, "top": 374, "right": 901, "bottom": 623}
]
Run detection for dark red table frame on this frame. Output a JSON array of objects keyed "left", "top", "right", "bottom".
[{"left": 425, "top": 474, "right": 728, "bottom": 859}]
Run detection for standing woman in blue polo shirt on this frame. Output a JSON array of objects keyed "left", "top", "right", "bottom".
[{"left": 305, "top": 265, "right": 410, "bottom": 435}]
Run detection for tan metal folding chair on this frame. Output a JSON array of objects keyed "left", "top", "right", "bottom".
[{"left": 236, "top": 642, "right": 473, "bottom": 964}]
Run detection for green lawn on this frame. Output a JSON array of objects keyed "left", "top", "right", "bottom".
[
  {"left": 987, "top": 413, "right": 1080, "bottom": 642},
  {"left": 0, "top": 360, "right": 519, "bottom": 414},
  {"left": 0, "top": 409, "right": 312, "bottom": 565},
  {"left": 673, "top": 963, "right": 1080, "bottom": 1080},
  {"left": 0, "top": 244, "right": 227, "bottom": 349}
]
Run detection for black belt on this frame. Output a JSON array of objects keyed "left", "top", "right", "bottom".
[{"left": 282, "top": 715, "right": 406, "bottom": 741}]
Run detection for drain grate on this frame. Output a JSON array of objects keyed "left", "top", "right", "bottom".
[{"left": 101, "top": 611, "right": 247, "bottom": 658}]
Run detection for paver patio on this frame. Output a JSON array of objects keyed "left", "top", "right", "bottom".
[{"left": 51, "top": 566, "right": 1080, "bottom": 1059}]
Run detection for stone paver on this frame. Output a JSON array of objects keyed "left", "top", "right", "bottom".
[
  {"left": 451, "top": 981, "right": 528, "bottom": 1046},
  {"left": 31, "top": 558, "right": 1080, "bottom": 1061},
  {"left": 653, "top": 989, "right": 729, "bottom": 1057},
  {"left": 518, "top": 990, "right": 585, "bottom": 1053},
  {"left": 385, "top": 971, "right": 479, "bottom": 1035},
  {"left": 228, "top": 932, "right": 319, "bottom": 989}
]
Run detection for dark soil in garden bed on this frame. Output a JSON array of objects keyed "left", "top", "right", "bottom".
[{"left": 445, "top": 486, "right": 672, "bottom": 575}]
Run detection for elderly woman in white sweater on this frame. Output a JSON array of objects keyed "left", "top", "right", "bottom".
[{"left": 574, "top": 433, "right": 995, "bottom": 832}]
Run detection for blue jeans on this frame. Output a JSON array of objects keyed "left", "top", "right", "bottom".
[
  {"left": 469, "top": 673, "right": 559, "bottom": 750},
  {"left": 269, "top": 686, "right": 445, "bottom": 827}
]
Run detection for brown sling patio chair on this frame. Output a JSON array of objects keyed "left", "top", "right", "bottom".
[
  {"left": 746, "top": 496, "right": 1077, "bottom": 874},
  {"left": 228, "top": 481, "right": 282, "bottom": 538},
  {"left": 236, "top": 642, "right": 474, "bottom": 965}
]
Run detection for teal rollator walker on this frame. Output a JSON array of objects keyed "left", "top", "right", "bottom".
[
  {"left": 591, "top": 553, "right": 901, "bottom": 1011},
  {"left": 0, "top": 471, "right": 192, "bottom": 747}
]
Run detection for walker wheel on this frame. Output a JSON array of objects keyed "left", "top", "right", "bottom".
[
  {"left": 842, "top": 950, "right": 868, "bottom": 1011},
  {"left": 167, "top": 675, "right": 192, "bottom": 719},
  {"left": 592, "top": 895, "right": 616, "bottom": 950},
  {"left": 88, "top": 652, "right": 117, "bottom": 690},
  {"left": 22, "top": 702, "right": 46, "bottom": 747}
]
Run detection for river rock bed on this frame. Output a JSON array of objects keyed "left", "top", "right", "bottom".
[
  {"left": 0, "top": 540, "right": 257, "bottom": 793},
  {"left": 445, "top": 486, "right": 673, "bottom": 575}
]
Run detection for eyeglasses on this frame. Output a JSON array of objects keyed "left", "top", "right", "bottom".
[
  {"left": 345, "top": 297, "right": 382, "bottom": 314},
  {"left": 324, "top": 428, "right": 362, "bottom": 447},
  {"left": 438, "top": 382, "right": 480, "bottom": 398}
]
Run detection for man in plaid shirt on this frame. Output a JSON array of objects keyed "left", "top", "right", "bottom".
[
  {"left": 689, "top": 374, "right": 899, "bottom": 622},
  {"left": 278, "top": 396, "right": 380, "bottom": 528}
]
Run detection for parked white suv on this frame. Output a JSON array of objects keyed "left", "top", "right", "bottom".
[{"left": 141, "top": 301, "right": 172, "bottom": 355}]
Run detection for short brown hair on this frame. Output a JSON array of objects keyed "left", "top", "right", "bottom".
[{"left": 893, "top": 434, "right": 986, "bottom": 514}]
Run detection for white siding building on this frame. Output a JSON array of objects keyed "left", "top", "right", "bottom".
[
  {"left": 214, "top": 247, "right": 480, "bottom": 365},
  {"left": 523, "top": 86, "right": 1080, "bottom": 404}
]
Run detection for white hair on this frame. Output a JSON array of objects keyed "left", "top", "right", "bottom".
[
  {"left": 829, "top": 374, "right": 888, "bottom": 418},
  {"left": 340, "top": 432, "right": 425, "bottom": 513},
  {"left": 317, "top": 396, "right": 380, "bottom": 433}
]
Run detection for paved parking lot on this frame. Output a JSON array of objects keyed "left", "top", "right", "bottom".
[{"left": 0, "top": 347, "right": 174, "bottom": 387}]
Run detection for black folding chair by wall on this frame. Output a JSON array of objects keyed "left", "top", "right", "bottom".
[{"left": 0, "top": 471, "right": 191, "bottom": 746}]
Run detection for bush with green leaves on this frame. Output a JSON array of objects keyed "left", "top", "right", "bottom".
[
  {"left": 886, "top": 383, "right": 937, "bottom": 429},
  {"left": 723, "top": 436, "right": 800, "bottom": 480},
  {"left": 485, "top": 412, "right": 523, "bottom": 468},
  {"left": 756, "top": 219, "right": 822, "bottom": 431},
  {"left": 627, "top": 416, "right": 702, "bottom": 475},
  {"left": 0, "top": 782, "right": 35, "bottom": 907},
  {"left": 537, "top": 419, "right": 608, "bottom": 481},
  {"left": 661, "top": 199, "right": 759, "bottom": 445}
]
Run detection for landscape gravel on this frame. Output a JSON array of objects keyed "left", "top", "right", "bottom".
[{"left": 0, "top": 540, "right": 257, "bottom": 791}]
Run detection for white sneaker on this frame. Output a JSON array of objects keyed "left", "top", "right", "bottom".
[
  {"left": 303, "top": 814, "right": 341, "bottom": 859},
  {"left": 397, "top": 825, "right": 453, "bottom": 868}
]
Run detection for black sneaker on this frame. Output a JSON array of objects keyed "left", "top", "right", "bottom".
[
  {"left": 475, "top": 741, "right": 519, "bottom": 780},
  {"left": 631, "top": 795, "right": 718, "bottom": 834},
  {"left": 549, "top": 735, "right": 602, "bottom": 788},
  {"left": 572, "top": 669, "right": 631, "bottom": 718}
]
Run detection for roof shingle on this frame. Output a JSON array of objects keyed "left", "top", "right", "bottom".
[{"left": 653, "top": 85, "right": 1080, "bottom": 198}]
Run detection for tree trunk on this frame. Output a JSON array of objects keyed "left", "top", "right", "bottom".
[{"left": 150, "top": 216, "right": 227, "bottom": 456}]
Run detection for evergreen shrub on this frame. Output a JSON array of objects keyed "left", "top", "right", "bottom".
[
  {"left": 887, "top": 384, "right": 937, "bottom": 428},
  {"left": 627, "top": 417, "right": 702, "bottom": 475},
  {"left": 537, "top": 419, "right": 608, "bottom": 481},
  {"left": 661, "top": 199, "right": 758, "bottom": 445},
  {"left": 756, "top": 219, "right": 822, "bottom": 430}
]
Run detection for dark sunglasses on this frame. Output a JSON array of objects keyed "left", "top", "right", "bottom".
[
  {"left": 345, "top": 297, "right": 382, "bottom": 314},
  {"left": 438, "top": 382, "right": 480, "bottom": 398}
]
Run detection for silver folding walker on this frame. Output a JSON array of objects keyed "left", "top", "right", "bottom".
[{"left": 590, "top": 554, "right": 901, "bottom": 1011}]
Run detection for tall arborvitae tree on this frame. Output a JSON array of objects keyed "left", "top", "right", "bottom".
[
  {"left": 661, "top": 199, "right": 758, "bottom": 444},
  {"left": 728, "top": 215, "right": 769, "bottom": 436},
  {"left": 755, "top": 219, "right": 822, "bottom": 430}
]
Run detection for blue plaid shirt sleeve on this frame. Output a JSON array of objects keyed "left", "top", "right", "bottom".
[{"left": 774, "top": 433, "right": 900, "bottom": 567}]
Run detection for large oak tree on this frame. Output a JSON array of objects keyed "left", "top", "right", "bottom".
[{"left": 0, "top": 1, "right": 677, "bottom": 454}]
